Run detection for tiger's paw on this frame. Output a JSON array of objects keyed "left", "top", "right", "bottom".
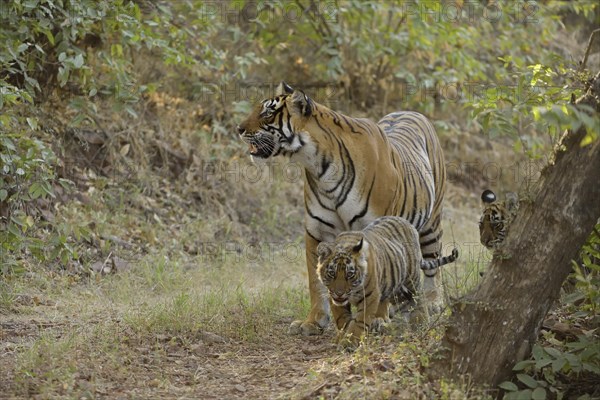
[
  {"left": 288, "top": 319, "right": 324, "bottom": 336},
  {"left": 423, "top": 275, "right": 445, "bottom": 315},
  {"left": 424, "top": 291, "right": 445, "bottom": 315},
  {"left": 336, "top": 320, "right": 367, "bottom": 349},
  {"left": 369, "top": 317, "right": 387, "bottom": 334}
]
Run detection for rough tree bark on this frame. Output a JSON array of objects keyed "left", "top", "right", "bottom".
[{"left": 428, "top": 71, "right": 600, "bottom": 386}]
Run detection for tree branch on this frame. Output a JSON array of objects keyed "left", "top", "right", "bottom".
[{"left": 579, "top": 29, "right": 600, "bottom": 73}]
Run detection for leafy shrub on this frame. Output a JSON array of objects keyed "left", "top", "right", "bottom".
[
  {"left": 500, "top": 339, "right": 600, "bottom": 400},
  {"left": 0, "top": 126, "right": 58, "bottom": 271},
  {"left": 0, "top": 0, "right": 192, "bottom": 269}
]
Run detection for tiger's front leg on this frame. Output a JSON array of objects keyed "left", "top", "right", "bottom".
[
  {"left": 338, "top": 290, "right": 381, "bottom": 347},
  {"left": 289, "top": 232, "right": 330, "bottom": 335},
  {"left": 370, "top": 298, "right": 391, "bottom": 333},
  {"left": 330, "top": 300, "right": 352, "bottom": 331}
]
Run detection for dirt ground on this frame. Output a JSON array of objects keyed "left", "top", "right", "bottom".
[
  {"left": 0, "top": 311, "right": 339, "bottom": 399},
  {"left": 0, "top": 183, "right": 487, "bottom": 399}
]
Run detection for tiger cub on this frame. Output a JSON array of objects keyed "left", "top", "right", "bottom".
[
  {"left": 316, "top": 216, "right": 458, "bottom": 346},
  {"left": 479, "top": 189, "right": 519, "bottom": 249}
]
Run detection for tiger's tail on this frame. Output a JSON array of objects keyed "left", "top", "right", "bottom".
[{"left": 421, "top": 247, "right": 459, "bottom": 271}]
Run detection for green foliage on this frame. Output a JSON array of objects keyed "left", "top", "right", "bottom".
[
  {"left": 232, "top": 0, "right": 589, "bottom": 117},
  {"left": 567, "top": 225, "right": 600, "bottom": 321},
  {"left": 0, "top": 0, "right": 205, "bottom": 269},
  {"left": 501, "top": 337, "right": 600, "bottom": 400},
  {"left": 501, "top": 336, "right": 600, "bottom": 400},
  {"left": 466, "top": 1, "right": 598, "bottom": 157},
  {"left": 0, "top": 124, "right": 95, "bottom": 271},
  {"left": 0, "top": 127, "right": 56, "bottom": 272},
  {"left": 470, "top": 59, "right": 578, "bottom": 156},
  {"left": 0, "top": 0, "right": 193, "bottom": 110}
]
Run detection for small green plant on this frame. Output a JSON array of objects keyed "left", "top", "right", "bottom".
[
  {"left": 500, "top": 338, "right": 600, "bottom": 400},
  {"left": 567, "top": 226, "right": 600, "bottom": 318}
]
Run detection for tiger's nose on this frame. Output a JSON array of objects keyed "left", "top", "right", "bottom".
[{"left": 236, "top": 125, "right": 245, "bottom": 135}]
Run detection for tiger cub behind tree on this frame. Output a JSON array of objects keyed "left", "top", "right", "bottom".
[
  {"left": 479, "top": 189, "right": 519, "bottom": 249},
  {"left": 316, "top": 216, "right": 458, "bottom": 346}
]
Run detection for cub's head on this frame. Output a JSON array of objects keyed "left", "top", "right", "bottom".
[
  {"left": 479, "top": 189, "right": 519, "bottom": 249},
  {"left": 236, "top": 81, "right": 312, "bottom": 159},
  {"left": 316, "top": 234, "right": 369, "bottom": 306}
]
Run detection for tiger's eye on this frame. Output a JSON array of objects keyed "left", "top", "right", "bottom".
[{"left": 326, "top": 266, "right": 336, "bottom": 279}]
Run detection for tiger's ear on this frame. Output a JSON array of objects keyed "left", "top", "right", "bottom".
[
  {"left": 481, "top": 189, "right": 496, "bottom": 204},
  {"left": 351, "top": 238, "right": 363, "bottom": 253},
  {"left": 352, "top": 236, "right": 369, "bottom": 265},
  {"left": 275, "top": 81, "right": 294, "bottom": 96},
  {"left": 287, "top": 90, "right": 312, "bottom": 118},
  {"left": 317, "top": 242, "right": 333, "bottom": 264}
]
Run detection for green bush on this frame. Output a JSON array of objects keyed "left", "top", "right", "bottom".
[
  {"left": 0, "top": 129, "right": 58, "bottom": 271},
  {"left": 0, "top": 0, "right": 194, "bottom": 269},
  {"left": 1, "top": 0, "right": 598, "bottom": 272}
]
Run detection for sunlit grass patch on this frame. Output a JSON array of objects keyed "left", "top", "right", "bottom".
[
  {"left": 134, "top": 253, "right": 195, "bottom": 293},
  {"left": 443, "top": 257, "right": 488, "bottom": 301},
  {"left": 124, "top": 284, "right": 309, "bottom": 342}
]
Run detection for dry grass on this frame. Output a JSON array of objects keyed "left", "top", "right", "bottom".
[
  {"left": 2, "top": 240, "right": 313, "bottom": 398},
  {"left": 0, "top": 178, "right": 492, "bottom": 399}
]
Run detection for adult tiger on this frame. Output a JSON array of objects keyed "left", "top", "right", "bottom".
[
  {"left": 479, "top": 189, "right": 519, "bottom": 249},
  {"left": 237, "top": 82, "right": 447, "bottom": 335},
  {"left": 316, "top": 216, "right": 458, "bottom": 347}
]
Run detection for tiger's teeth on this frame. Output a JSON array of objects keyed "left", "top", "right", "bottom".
[{"left": 249, "top": 144, "right": 257, "bottom": 153}]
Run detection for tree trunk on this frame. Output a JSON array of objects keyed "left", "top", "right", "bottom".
[{"left": 428, "top": 71, "right": 600, "bottom": 385}]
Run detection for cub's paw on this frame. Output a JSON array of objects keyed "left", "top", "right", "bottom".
[
  {"left": 288, "top": 319, "right": 324, "bottom": 336},
  {"left": 335, "top": 320, "right": 367, "bottom": 351},
  {"left": 369, "top": 317, "right": 388, "bottom": 334}
]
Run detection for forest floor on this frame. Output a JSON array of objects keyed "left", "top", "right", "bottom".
[{"left": 0, "top": 180, "right": 491, "bottom": 399}]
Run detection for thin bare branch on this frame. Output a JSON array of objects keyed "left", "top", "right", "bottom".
[{"left": 579, "top": 28, "right": 600, "bottom": 73}]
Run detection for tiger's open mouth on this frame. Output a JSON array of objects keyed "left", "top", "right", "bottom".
[{"left": 246, "top": 136, "right": 275, "bottom": 158}]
